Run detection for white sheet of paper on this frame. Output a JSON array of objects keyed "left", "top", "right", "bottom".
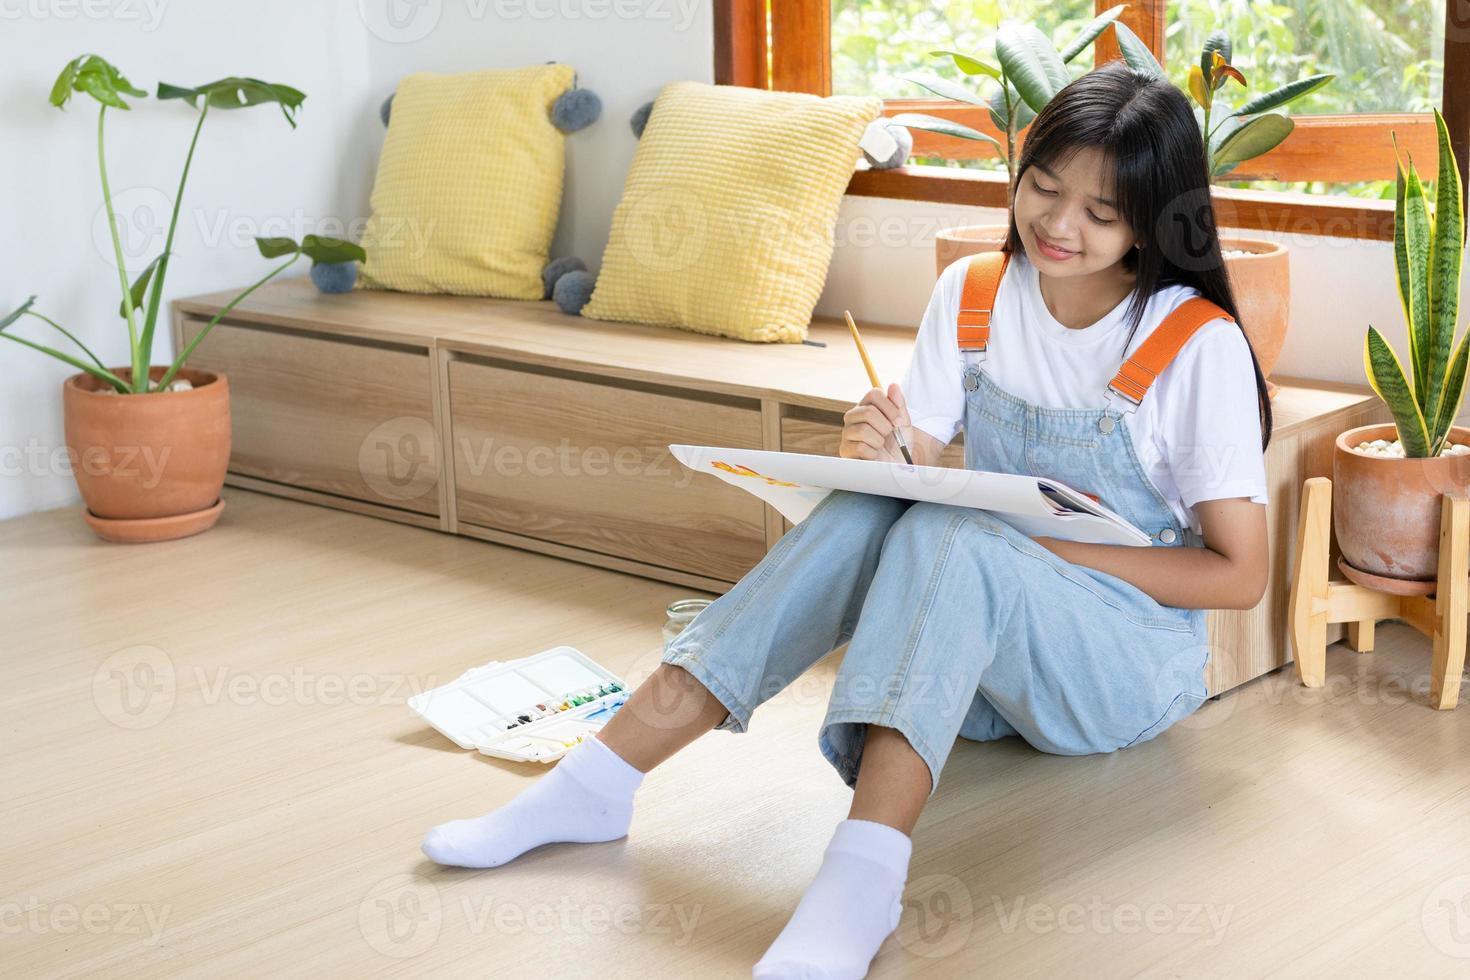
[{"left": 669, "top": 445, "right": 1152, "bottom": 547}]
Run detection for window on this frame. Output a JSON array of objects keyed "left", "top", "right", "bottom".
[{"left": 715, "top": 0, "right": 1470, "bottom": 240}]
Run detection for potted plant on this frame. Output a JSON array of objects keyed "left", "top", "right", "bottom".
[
  {"left": 889, "top": 5, "right": 1126, "bottom": 273},
  {"left": 1114, "top": 25, "right": 1332, "bottom": 389},
  {"left": 0, "top": 55, "right": 364, "bottom": 543},
  {"left": 1333, "top": 108, "right": 1470, "bottom": 590}
]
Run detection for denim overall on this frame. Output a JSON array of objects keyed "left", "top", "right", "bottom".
[{"left": 660, "top": 259, "right": 1218, "bottom": 800}]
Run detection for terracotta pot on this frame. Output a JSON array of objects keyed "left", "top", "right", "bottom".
[
  {"left": 1219, "top": 236, "right": 1288, "bottom": 381},
  {"left": 934, "top": 223, "right": 1009, "bottom": 278},
  {"left": 62, "top": 366, "right": 231, "bottom": 542},
  {"left": 1332, "top": 422, "right": 1470, "bottom": 583}
]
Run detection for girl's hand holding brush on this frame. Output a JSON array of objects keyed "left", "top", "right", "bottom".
[
  {"left": 840, "top": 382, "right": 917, "bottom": 464},
  {"left": 842, "top": 309, "right": 917, "bottom": 464}
]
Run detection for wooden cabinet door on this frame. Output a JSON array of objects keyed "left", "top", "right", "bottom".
[
  {"left": 449, "top": 358, "right": 767, "bottom": 582},
  {"left": 178, "top": 318, "right": 441, "bottom": 515}
]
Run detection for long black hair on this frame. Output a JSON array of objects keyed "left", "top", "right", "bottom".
[{"left": 1002, "top": 58, "right": 1273, "bottom": 451}]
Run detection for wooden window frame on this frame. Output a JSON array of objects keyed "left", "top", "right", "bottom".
[{"left": 715, "top": 0, "right": 1470, "bottom": 242}]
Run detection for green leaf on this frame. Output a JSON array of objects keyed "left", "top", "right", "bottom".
[
  {"left": 994, "top": 23, "right": 1070, "bottom": 115},
  {"left": 1213, "top": 113, "right": 1294, "bottom": 168},
  {"left": 1428, "top": 328, "right": 1470, "bottom": 454},
  {"left": 899, "top": 73, "right": 990, "bottom": 110},
  {"left": 1, "top": 296, "right": 37, "bottom": 331},
  {"left": 301, "top": 235, "right": 366, "bottom": 266},
  {"left": 1401, "top": 151, "right": 1433, "bottom": 407},
  {"left": 1365, "top": 326, "right": 1431, "bottom": 456},
  {"left": 1392, "top": 160, "right": 1421, "bottom": 397},
  {"left": 1201, "top": 29, "right": 1232, "bottom": 85},
  {"left": 987, "top": 83, "right": 1034, "bottom": 134},
  {"left": 1424, "top": 108, "right": 1465, "bottom": 428},
  {"left": 888, "top": 113, "right": 1002, "bottom": 151},
  {"left": 157, "top": 77, "right": 306, "bottom": 128},
  {"left": 1230, "top": 74, "right": 1334, "bottom": 119},
  {"left": 255, "top": 236, "right": 299, "bottom": 259},
  {"left": 928, "top": 50, "right": 1000, "bottom": 80},
  {"left": 50, "top": 54, "right": 146, "bottom": 110},
  {"left": 1110, "top": 21, "right": 1165, "bottom": 77},
  {"left": 1058, "top": 5, "right": 1125, "bottom": 65},
  {"left": 119, "top": 255, "right": 163, "bottom": 319}
]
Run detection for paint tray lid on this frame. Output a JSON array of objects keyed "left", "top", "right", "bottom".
[{"left": 408, "top": 645, "right": 629, "bottom": 764}]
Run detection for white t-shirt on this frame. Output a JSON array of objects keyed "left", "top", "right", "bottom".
[{"left": 901, "top": 250, "right": 1269, "bottom": 535}]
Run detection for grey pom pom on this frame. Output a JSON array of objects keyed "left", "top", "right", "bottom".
[
  {"left": 311, "top": 261, "right": 358, "bottom": 294},
  {"left": 379, "top": 93, "right": 394, "bottom": 128},
  {"left": 542, "top": 255, "right": 588, "bottom": 299},
  {"left": 552, "top": 88, "right": 602, "bottom": 133},
  {"left": 862, "top": 120, "right": 913, "bottom": 170},
  {"left": 553, "top": 269, "right": 597, "bottom": 315},
  {"left": 629, "top": 100, "right": 654, "bottom": 139}
]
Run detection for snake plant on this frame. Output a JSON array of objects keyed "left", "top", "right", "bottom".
[
  {"left": 0, "top": 54, "right": 364, "bottom": 395},
  {"left": 1364, "top": 108, "right": 1470, "bottom": 458}
]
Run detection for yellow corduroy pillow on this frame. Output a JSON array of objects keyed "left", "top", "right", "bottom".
[
  {"left": 581, "top": 80, "right": 881, "bottom": 343},
  {"left": 358, "top": 64, "right": 575, "bottom": 299}
]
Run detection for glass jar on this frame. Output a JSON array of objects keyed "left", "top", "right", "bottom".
[{"left": 662, "top": 598, "right": 712, "bottom": 653}]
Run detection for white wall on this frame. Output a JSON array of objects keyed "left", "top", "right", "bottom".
[
  {"left": 1, "top": 0, "right": 1462, "bottom": 520},
  {"left": 0, "top": 0, "right": 374, "bottom": 519}
]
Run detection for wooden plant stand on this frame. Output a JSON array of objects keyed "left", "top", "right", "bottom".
[{"left": 1289, "top": 476, "right": 1468, "bottom": 709}]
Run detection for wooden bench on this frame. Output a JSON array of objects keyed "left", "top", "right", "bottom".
[{"left": 173, "top": 277, "right": 1390, "bottom": 696}]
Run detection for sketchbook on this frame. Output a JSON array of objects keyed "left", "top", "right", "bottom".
[{"left": 669, "top": 444, "right": 1153, "bottom": 547}]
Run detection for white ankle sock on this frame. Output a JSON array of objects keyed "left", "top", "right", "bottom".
[
  {"left": 421, "top": 734, "right": 645, "bottom": 868},
  {"left": 753, "top": 818, "right": 912, "bottom": 979}
]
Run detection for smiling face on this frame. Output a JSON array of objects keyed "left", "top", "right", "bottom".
[{"left": 1012, "top": 145, "right": 1138, "bottom": 278}]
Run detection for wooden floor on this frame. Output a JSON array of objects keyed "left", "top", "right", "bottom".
[{"left": 5, "top": 487, "right": 1470, "bottom": 979}]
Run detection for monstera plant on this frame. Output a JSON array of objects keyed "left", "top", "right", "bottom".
[
  {"left": 0, "top": 54, "right": 364, "bottom": 543},
  {"left": 1333, "top": 108, "right": 1470, "bottom": 585}
]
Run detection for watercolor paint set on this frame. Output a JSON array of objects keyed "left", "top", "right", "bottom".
[{"left": 408, "top": 645, "right": 630, "bottom": 764}]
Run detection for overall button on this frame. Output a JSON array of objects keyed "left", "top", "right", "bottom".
[
  {"left": 964, "top": 370, "right": 980, "bottom": 392},
  {"left": 1098, "top": 414, "right": 1115, "bottom": 434},
  {"left": 1158, "top": 527, "right": 1177, "bottom": 543}
]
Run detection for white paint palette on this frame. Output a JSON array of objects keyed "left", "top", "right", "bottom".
[{"left": 408, "top": 646, "right": 630, "bottom": 764}]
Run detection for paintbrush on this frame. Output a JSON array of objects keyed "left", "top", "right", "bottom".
[{"left": 844, "top": 309, "right": 914, "bottom": 465}]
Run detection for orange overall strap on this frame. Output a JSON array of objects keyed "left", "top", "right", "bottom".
[
  {"left": 1107, "top": 297, "right": 1235, "bottom": 406},
  {"left": 957, "top": 250, "right": 1011, "bottom": 353}
]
